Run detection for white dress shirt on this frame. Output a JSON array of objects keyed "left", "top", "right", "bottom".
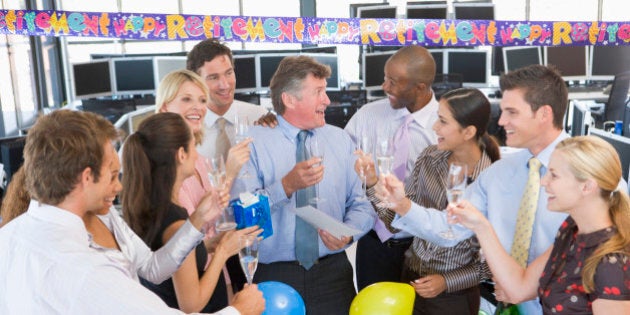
[
  {"left": 0, "top": 200, "right": 239, "bottom": 315},
  {"left": 198, "top": 100, "right": 269, "bottom": 160}
]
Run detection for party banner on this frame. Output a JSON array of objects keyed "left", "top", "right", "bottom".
[{"left": 1, "top": 9, "right": 629, "bottom": 46}]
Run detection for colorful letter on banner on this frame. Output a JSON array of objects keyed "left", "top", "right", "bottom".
[{"left": 1, "top": 9, "right": 630, "bottom": 46}]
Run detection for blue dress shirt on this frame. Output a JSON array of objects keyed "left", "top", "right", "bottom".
[{"left": 233, "top": 116, "right": 376, "bottom": 264}]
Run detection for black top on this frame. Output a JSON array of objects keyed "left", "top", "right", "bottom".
[
  {"left": 141, "top": 203, "right": 227, "bottom": 313},
  {"left": 538, "top": 217, "right": 630, "bottom": 314}
]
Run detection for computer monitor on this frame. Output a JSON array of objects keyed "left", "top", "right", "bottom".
[
  {"left": 153, "top": 56, "right": 187, "bottom": 88},
  {"left": 81, "top": 98, "right": 136, "bottom": 124},
  {"left": 362, "top": 50, "right": 395, "bottom": 91},
  {"left": 357, "top": 5, "right": 397, "bottom": 19},
  {"left": 589, "top": 127, "right": 630, "bottom": 181},
  {"left": 429, "top": 49, "right": 446, "bottom": 75},
  {"left": 257, "top": 53, "right": 296, "bottom": 91},
  {"left": 446, "top": 49, "right": 489, "bottom": 87},
  {"left": 453, "top": 3, "right": 495, "bottom": 20},
  {"left": 491, "top": 46, "right": 505, "bottom": 76},
  {"left": 503, "top": 46, "right": 542, "bottom": 73},
  {"left": 568, "top": 100, "right": 592, "bottom": 137},
  {"left": 590, "top": 46, "right": 630, "bottom": 81},
  {"left": 349, "top": 3, "right": 385, "bottom": 18},
  {"left": 544, "top": 46, "right": 589, "bottom": 81},
  {"left": 233, "top": 54, "right": 259, "bottom": 93},
  {"left": 71, "top": 59, "right": 114, "bottom": 100},
  {"left": 304, "top": 53, "right": 341, "bottom": 90},
  {"left": 406, "top": 4, "right": 448, "bottom": 19},
  {"left": 112, "top": 57, "right": 156, "bottom": 96}
]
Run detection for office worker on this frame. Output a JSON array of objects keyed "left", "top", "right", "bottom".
[
  {"left": 122, "top": 113, "right": 262, "bottom": 313},
  {"left": 234, "top": 55, "right": 376, "bottom": 314},
  {"left": 0, "top": 110, "right": 264, "bottom": 315},
  {"left": 356, "top": 88, "right": 499, "bottom": 314},
  {"left": 187, "top": 38, "right": 272, "bottom": 183},
  {"left": 451, "top": 136, "right": 630, "bottom": 315},
  {"left": 377, "top": 64, "right": 571, "bottom": 314},
  {"left": 344, "top": 45, "right": 439, "bottom": 290}
]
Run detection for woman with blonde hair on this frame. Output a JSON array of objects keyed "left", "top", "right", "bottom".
[{"left": 451, "top": 136, "right": 630, "bottom": 314}]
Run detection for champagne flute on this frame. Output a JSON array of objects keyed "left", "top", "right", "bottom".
[
  {"left": 206, "top": 156, "right": 237, "bottom": 232},
  {"left": 234, "top": 116, "right": 252, "bottom": 179},
  {"left": 376, "top": 137, "right": 394, "bottom": 208},
  {"left": 439, "top": 162, "right": 468, "bottom": 240},
  {"left": 357, "top": 134, "right": 372, "bottom": 201},
  {"left": 239, "top": 234, "right": 259, "bottom": 285},
  {"left": 308, "top": 135, "right": 325, "bottom": 205}
]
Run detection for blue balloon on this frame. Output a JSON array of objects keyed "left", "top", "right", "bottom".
[{"left": 258, "top": 281, "right": 306, "bottom": 315}]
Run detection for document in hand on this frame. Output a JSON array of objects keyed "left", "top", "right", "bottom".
[{"left": 291, "top": 205, "right": 362, "bottom": 239}]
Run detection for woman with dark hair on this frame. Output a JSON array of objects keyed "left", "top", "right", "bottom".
[
  {"left": 359, "top": 88, "right": 500, "bottom": 314},
  {"left": 122, "top": 112, "right": 261, "bottom": 313},
  {"left": 450, "top": 136, "right": 630, "bottom": 314}
]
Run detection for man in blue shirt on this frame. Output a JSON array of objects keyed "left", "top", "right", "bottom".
[
  {"left": 234, "top": 55, "right": 376, "bottom": 314},
  {"left": 381, "top": 64, "right": 571, "bottom": 314}
]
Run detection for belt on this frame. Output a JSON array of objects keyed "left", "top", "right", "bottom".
[{"left": 384, "top": 237, "right": 413, "bottom": 248}]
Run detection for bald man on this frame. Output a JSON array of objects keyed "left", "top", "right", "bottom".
[{"left": 345, "top": 46, "right": 439, "bottom": 290}]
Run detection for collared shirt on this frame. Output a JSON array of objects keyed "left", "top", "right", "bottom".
[
  {"left": 92, "top": 208, "right": 204, "bottom": 284},
  {"left": 0, "top": 200, "right": 237, "bottom": 315},
  {"left": 392, "top": 132, "right": 571, "bottom": 314},
  {"left": 198, "top": 100, "right": 269, "bottom": 160},
  {"left": 344, "top": 95, "right": 439, "bottom": 239},
  {"left": 369, "top": 145, "right": 493, "bottom": 292},
  {"left": 344, "top": 96, "right": 439, "bottom": 188},
  {"left": 233, "top": 116, "right": 376, "bottom": 264}
]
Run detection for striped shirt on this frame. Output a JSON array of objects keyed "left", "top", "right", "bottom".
[{"left": 368, "top": 145, "right": 493, "bottom": 292}]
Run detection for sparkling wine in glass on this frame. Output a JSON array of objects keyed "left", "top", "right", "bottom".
[
  {"left": 239, "top": 234, "right": 259, "bottom": 285},
  {"left": 234, "top": 116, "right": 252, "bottom": 179},
  {"left": 308, "top": 135, "right": 325, "bottom": 205},
  {"left": 440, "top": 162, "right": 468, "bottom": 240},
  {"left": 376, "top": 137, "right": 394, "bottom": 208},
  {"left": 357, "top": 135, "right": 372, "bottom": 201},
  {"left": 207, "top": 156, "right": 237, "bottom": 232}
]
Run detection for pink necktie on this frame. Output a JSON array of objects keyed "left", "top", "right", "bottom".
[{"left": 392, "top": 115, "right": 413, "bottom": 181}]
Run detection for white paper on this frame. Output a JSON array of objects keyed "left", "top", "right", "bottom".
[{"left": 291, "top": 205, "right": 362, "bottom": 239}]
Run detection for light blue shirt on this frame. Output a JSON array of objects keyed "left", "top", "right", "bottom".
[
  {"left": 233, "top": 116, "right": 376, "bottom": 264},
  {"left": 393, "top": 132, "right": 571, "bottom": 314}
]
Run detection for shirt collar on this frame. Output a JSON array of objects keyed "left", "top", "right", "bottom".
[
  {"left": 204, "top": 102, "right": 236, "bottom": 126},
  {"left": 531, "top": 132, "right": 570, "bottom": 169},
  {"left": 408, "top": 94, "right": 439, "bottom": 130},
  {"left": 277, "top": 115, "right": 320, "bottom": 143}
]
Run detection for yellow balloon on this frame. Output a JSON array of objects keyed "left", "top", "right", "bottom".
[{"left": 350, "top": 282, "right": 415, "bottom": 315}]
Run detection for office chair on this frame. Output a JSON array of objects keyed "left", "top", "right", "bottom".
[{"left": 592, "top": 70, "right": 630, "bottom": 128}]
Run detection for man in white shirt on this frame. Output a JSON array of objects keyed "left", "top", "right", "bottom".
[
  {"left": 344, "top": 45, "right": 439, "bottom": 291},
  {"left": 187, "top": 39, "right": 271, "bottom": 182},
  {"left": 0, "top": 110, "right": 264, "bottom": 315}
]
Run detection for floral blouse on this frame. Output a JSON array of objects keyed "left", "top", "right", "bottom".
[{"left": 538, "top": 217, "right": 630, "bottom": 314}]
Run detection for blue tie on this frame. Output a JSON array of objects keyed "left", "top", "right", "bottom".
[{"left": 295, "top": 130, "right": 319, "bottom": 269}]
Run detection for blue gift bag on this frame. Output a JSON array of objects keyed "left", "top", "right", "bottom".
[{"left": 231, "top": 194, "right": 273, "bottom": 239}]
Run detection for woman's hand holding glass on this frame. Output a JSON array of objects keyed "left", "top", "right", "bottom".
[
  {"left": 188, "top": 185, "right": 224, "bottom": 233},
  {"left": 374, "top": 173, "right": 409, "bottom": 214},
  {"left": 206, "top": 156, "right": 237, "bottom": 232}
]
